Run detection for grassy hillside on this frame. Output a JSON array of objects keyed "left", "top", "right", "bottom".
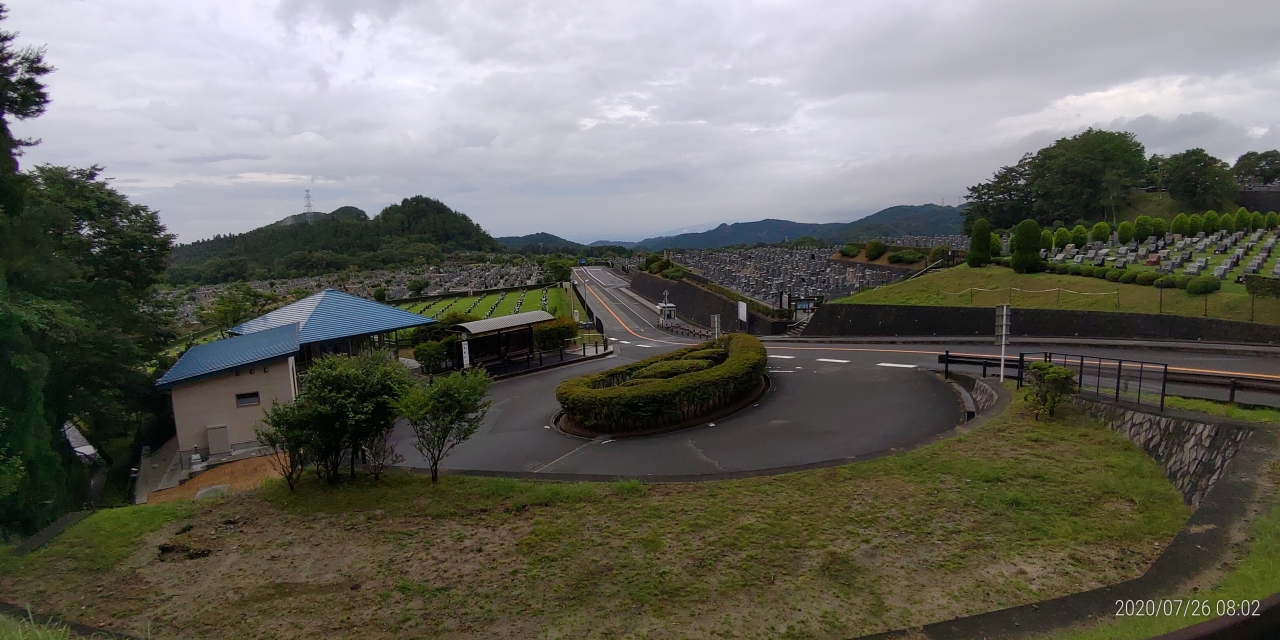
[
  {"left": 1, "top": 393, "right": 1187, "bottom": 639},
  {"left": 835, "top": 265, "right": 1280, "bottom": 325}
]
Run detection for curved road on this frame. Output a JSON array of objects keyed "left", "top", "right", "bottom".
[{"left": 389, "top": 266, "right": 1280, "bottom": 480}]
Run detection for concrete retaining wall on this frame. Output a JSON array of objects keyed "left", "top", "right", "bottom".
[
  {"left": 1070, "top": 397, "right": 1254, "bottom": 508},
  {"left": 629, "top": 271, "right": 789, "bottom": 335},
  {"left": 972, "top": 379, "right": 1000, "bottom": 414},
  {"left": 803, "top": 303, "right": 1280, "bottom": 344}
]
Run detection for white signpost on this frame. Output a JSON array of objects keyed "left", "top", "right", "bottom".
[
  {"left": 995, "top": 304, "right": 1011, "bottom": 381},
  {"left": 461, "top": 339, "right": 472, "bottom": 369},
  {"left": 710, "top": 314, "right": 721, "bottom": 339}
]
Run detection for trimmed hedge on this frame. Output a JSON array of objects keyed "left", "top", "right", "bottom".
[
  {"left": 556, "top": 334, "right": 767, "bottom": 434},
  {"left": 1136, "top": 272, "right": 1158, "bottom": 286},
  {"left": 633, "top": 359, "right": 712, "bottom": 380}
]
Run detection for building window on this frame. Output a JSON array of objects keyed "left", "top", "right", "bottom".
[{"left": 235, "top": 392, "right": 260, "bottom": 407}]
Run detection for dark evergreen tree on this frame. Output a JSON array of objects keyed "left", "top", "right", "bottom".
[
  {"left": 1011, "top": 219, "right": 1044, "bottom": 273},
  {"left": 966, "top": 218, "right": 991, "bottom": 267}
]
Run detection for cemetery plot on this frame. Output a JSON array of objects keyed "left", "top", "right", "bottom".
[{"left": 662, "top": 245, "right": 864, "bottom": 306}]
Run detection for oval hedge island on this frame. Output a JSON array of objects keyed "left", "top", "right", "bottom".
[{"left": 555, "top": 334, "right": 769, "bottom": 436}]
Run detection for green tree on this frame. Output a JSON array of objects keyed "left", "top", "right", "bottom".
[
  {"left": 544, "top": 258, "right": 574, "bottom": 283},
  {"left": 1024, "top": 362, "right": 1077, "bottom": 420},
  {"left": 1267, "top": 212, "right": 1279, "bottom": 229},
  {"left": 1252, "top": 211, "right": 1265, "bottom": 231},
  {"left": 1090, "top": 221, "right": 1111, "bottom": 244},
  {"left": 198, "top": 282, "right": 278, "bottom": 331},
  {"left": 373, "top": 287, "right": 387, "bottom": 302},
  {"left": 863, "top": 239, "right": 888, "bottom": 261},
  {"left": 963, "top": 154, "right": 1034, "bottom": 231},
  {"left": 1203, "top": 210, "right": 1220, "bottom": 233},
  {"left": 1133, "top": 215, "right": 1154, "bottom": 243},
  {"left": 1187, "top": 214, "right": 1203, "bottom": 236},
  {"left": 1071, "top": 224, "right": 1089, "bottom": 248},
  {"left": 990, "top": 233, "right": 1002, "bottom": 256},
  {"left": 254, "top": 400, "right": 314, "bottom": 491},
  {"left": 1028, "top": 129, "right": 1146, "bottom": 224},
  {"left": 1116, "top": 221, "right": 1135, "bottom": 245},
  {"left": 1011, "top": 219, "right": 1044, "bottom": 273},
  {"left": 1162, "top": 148, "right": 1237, "bottom": 210},
  {"left": 1170, "top": 213, "right": 1190, "bottom": 236},
  {"left": 293, "top": 354, "right": 411, "bottom": 484},
  {"left": 966, "top": 219, "right": 991, "bottom": 267},
  {"left": 1233, "top": 150, "right": 1280, "bottom": 187},
  {"left": 397, "top": 369, "right": 493, "bottom": 483},
  {"left": 1039, "top": 228, "right": 1054, "bottom": 251}
]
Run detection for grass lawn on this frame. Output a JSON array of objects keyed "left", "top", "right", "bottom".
[
  {"left": 835, "top": 265, "right": 1280, "bottom": 325},
  {"left": 1, "top": 392, "right": 1189, "bottom": 639},
  {"left": 546, "top": 286, "right": 586, "bottom": 320},
  {"left": 1163, "top": 397, "right": 1280, "bottom": 424},
  {"left": 0, "top": 613, "right": 92, "bottom": 640},
  {"left": 1041, "top": 441, "right": 1279, "bottom": 640}
]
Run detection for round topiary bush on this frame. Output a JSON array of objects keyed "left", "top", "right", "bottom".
[
  {"left": 1186, "top": 276, "right": 1222, "bottom": 295},
  {"left": 1053, "top": 264, "right": 1070, "bottom": 274},
  {"left": 864, "top": 240, "right": 888, "bottom": 261},
  {"left": 1078, "top": 265, "right": 1095, "bottom": 277},
  {"left": 556, "top": 334, "right": 767, "bottom": 434},
  {"left": 1155, "top": 276, "right": 1177, "bottom": 288},
  {"left": 888, "top": 249, "right": 924, "bottom": 264},
  {"left": 1174, "top": 275, "right": 1192, "bottom": 289},
  {"left": 1135, "top": 272, "right": 1158, "bottom": 286},
  {"left": 1093, "top": 268, "right": 1109, "bottom": 279},
  {"left": 1068, "top": 264, "right": 1084, "bottom": 276},
  {"left": 1105, "top": 269, "right": 1123, "bottom": 282},
  {"left": 1119, "top": 271, "right": 1138, "bottom": 284}
]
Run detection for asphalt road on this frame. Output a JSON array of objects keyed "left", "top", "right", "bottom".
[{"left": 389, "top": 266, "right": 1280, "bottom": 480}]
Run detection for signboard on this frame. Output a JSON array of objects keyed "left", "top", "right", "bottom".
[
  {"left": 995, "top": 304, "right": 1011, "bottom": 346},
  {"left": 737, "top": 300, "right": 748, "bottom": 323},
  {"left": 579, "top": 258, "right": 586, "bottom": 265},
  {"left": 461, "top": 340, "right": 471, "bottom": 369},
  {"left": 710, "top": 314, "right": 721, "bottom": 339}
]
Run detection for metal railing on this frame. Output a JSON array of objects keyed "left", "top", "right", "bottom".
[{"left": 1031, "top": 352, "right": 1169, "bottom": 411}]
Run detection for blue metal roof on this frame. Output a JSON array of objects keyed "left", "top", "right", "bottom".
[
  {"left": 156, "top": 323, "right": 300, "bottom": 389},
  {"left": 228, "top": 288, "right": 433, "bottom": 345}
]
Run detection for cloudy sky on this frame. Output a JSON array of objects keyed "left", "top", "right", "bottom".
[{"left": 9, "top": 0, "right": 1280, "bottom": 243}]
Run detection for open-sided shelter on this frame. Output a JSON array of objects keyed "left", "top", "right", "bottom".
[
  {"left": 451, "top": 310, "right": 555, "bottom": 367},
  {"left": 157, "top": 289, "right": 433, "bottom": 465}
]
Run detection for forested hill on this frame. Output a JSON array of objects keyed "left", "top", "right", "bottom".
[
  {"left": 632, "top": 204, "right": 963, "bottom": 250},
  {"left": 167, "top": 196, "right": 501, "bottom": 284},
  {"left": 495, "top": 232, "right": 584, "bottom": 251}
]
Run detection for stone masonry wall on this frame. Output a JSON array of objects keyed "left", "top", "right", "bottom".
[
  {"left": 972, "top": 379, "right": 999, "bottom": 414},
  {"left": 1070, "top": 397, "right": 1253, "bottom": 508}
]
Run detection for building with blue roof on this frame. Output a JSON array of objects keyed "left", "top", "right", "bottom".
[{"left": 157, "top": 289, "right": 433, "bottom": 466}]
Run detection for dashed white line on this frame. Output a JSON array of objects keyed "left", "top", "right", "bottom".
[
  {"left": 635, "top": 344, "right": 655, "bottom": 348},
  {"left": 877, "top": 362, "right": 917, "bottom": 368},
  {"left": 768, "top": 355, "right": 796, "bottom": 359},
  {"left": 816, "top": 358, "right": 850, "bottom": 363}
]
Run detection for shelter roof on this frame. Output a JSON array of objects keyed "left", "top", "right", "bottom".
[
  {"left": 229, "top": 288, "right": 433, "bottom": 344},
  {"left": 156, "top": 323, "right": 300, "bottom": 389},
  {"left": 452, "top": 310, "right": 556, "bottom": 336}
]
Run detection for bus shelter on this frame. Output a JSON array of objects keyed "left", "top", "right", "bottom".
[{"left": 452, "top": 310, "right": 556, "bottom": 368}]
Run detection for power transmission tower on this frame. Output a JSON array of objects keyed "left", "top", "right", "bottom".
[{"left": 303, "top": 189, "right": 314, "bottom": 214}]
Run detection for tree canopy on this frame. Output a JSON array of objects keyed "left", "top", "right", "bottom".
[{"left": 1162, "top": 148, "right": 1238, "bottom": 210}]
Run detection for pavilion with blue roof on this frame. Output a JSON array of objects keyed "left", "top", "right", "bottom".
[{"left": 156, "top": 289, "right": 433, "bottom": 467}]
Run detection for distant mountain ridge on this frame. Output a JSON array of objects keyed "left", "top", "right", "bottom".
[
  {"left": 627, "top": 204, "right": 963, "bottom": 250},
  {"left": 270, "top": 206, "right": 369, "bottom": 227},
  {"left": 496, "top": 232, "right": 584, "bottom": 250}
]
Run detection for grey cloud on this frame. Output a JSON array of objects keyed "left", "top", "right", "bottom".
[{"left": 8, "top": 0, "right": 1280, "bottom": 242}]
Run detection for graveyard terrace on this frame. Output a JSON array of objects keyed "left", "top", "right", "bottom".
[
  {"left": 1045, "top": 228, "right": 1278, "bottom": 285},
  {"left": 663, "top": 245, "right": 861, "bottom": 305},
  {"left": 164, "top": 260, "right": 545, "bottom": 328}
]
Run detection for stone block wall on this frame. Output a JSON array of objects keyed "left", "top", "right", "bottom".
[
  {"left": 1070, "top": 398, "right": 1254, "bottom": 508},
  {"left": 972, "top": 379, "right": 1000, "bottom": 414}
]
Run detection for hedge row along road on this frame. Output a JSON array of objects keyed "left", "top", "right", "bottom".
[{"left": 377, "top": 267, "right": 1280, "bottom": 479}]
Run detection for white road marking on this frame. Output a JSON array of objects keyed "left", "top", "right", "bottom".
[
  {"left": 635, "top": 344, "right": 655, "bottom": 348},
  {"left": 618, "top": 340, "right": 632, "bottom": 344},
  {"left": 816, "top": 358, "right": 850, "bottom": 363},
  {"left": 768, "top": 355, "right": 796, "bottom": 359},
  {"left": 877, "top": 362, "right": 917, "bottom": 368}
]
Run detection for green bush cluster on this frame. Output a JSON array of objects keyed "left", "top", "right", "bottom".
[
  {"left": 632, "top": 359, "right": 712, "bottom": 380},
  {"left": 864, "top": 240, "right": 888, "bottom": 261},
  {"left": 556, "top": 334, "right": 767, "bottom": 434},
  {"left": 1186, "top": 276, "right": 1222, "bottom": 295},
  {"left": 534, "top": 317, "right": 579, "bottom": 351},
  {"left": 887, "top": 249, "right": 924, "bottom": 264}
]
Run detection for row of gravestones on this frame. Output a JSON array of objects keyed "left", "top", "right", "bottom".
[
  {"left": 1042, "top": 229, "right": 1277, "bottom": 281},
  {"left": 671, "top": 246, "right": 858, "bottom": 302}
]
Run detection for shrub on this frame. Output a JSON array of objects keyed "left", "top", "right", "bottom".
[
  {"left": 413, "top": 341, "right": 448, "bottom": 373},
  {"left": 1135, "top": 272, "right": 1158, "bottom": 286},
  {"left": 927, "top": 245, "right": 948, "bottom": 265},
  {"left": 1053, "top": 264, "right": 1070, "bottom": 274},
  {"left": 1119, "top": 271, "right": 1138, "bottom": 284},
  {"left": 1012, "top": 219, "right": 1044, "bottom": 273},
  {"left": 1071, "top": 225, "right": 1088, "bottom": 248},
  {"left": 1093, "top": 267, "right": 1109, "bottom": 279},
  {"left": 1068, "top": 264, "right": 1084, "bottom": 276},
  {"left": 1220, "top": 212, "right": 1235, "bottom": 233},
  {"left": 888, "top": 249, "right": 924, "bottom": 264},
  {"left": 373, "top": 287, "right": 387, "bottom": 302},
  {"left": 1187, "top": 214, "right": 1203, "bottom": 236},
  {"left": 1186, "top": 276, "right": 1222, "bottom": 295},
  {"left": 991, "top": 233, "right": 1003, "bottom": 256},
  {"left": 1053, "top": 226, "right": 1072, "bottom": 249},
  {"left": 995, "top": 256, "right": 1012, "bottom": 267},
  {"left": 1174, "top": 275, "right": 1192, "bottom": 289},
  {"left": 1090, "top": 221, "right": 1111, "bottom": 244},
  {"left": 1151, "top": 217, "right": 1168, "bottom": 238},
  {"left": 1267, "top": 212, "right": 1279, "bottom": 229},
  {"left": 967, "top": 219, "right": 991, "bottom": 267},
  {"left": 683, "top": 348, "right": 727, "bottom": 363},
  {"left": 864, "top": 239, "right": 888, "bottom": 261},
  {"left": 1024, "top": 361, "right": 1077, "bottom": 420},
  {"left": 1133, "top": 215, "right": 1154, "bottom": 242},
  {"left": 839, "top": 244, "right": 861, "bottom": 258},
  {"left": 1105, "top": 269, "right": 1123, "bottom": 282},
  {"left": 534, "top": 317, "right": 579, "bottom": 350},
  {"left": 633, "top": 359, "right": 712, "bottom": 380},
  {"left": 660, "top": 266, "right": 685, "bottom": 280},
  {"left": 1203, "top": 210, "right": 1220, "bottom": 233},
  {"left": 1077, "top": 265, "right": 1094, "bottom": 277},
  {"left": 1116, "top": 221, "right": 1135, "bottom": 245},
  {"left": 1170, "top": 213, "right": 1190, "bottom": 236},
  {"left": 1154, "top": 276, "right": 1177, "bottom": 288},
  {"left": 1252, "top": 211, "right": 1265, "bottom": 231},
  {"left": 1040, "top": 228, "right": 1054, "bottom": 251},
  {"left": 556, "top": 334, "right": 767, "bottom": 434}
]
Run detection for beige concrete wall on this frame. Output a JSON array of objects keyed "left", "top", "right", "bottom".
[{"left": 171, "top": 356, "right": 297, "bottom": 453}]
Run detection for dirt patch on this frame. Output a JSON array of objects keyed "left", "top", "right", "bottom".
[
  {"left": 157, "top": 543, "right": 211, "bottom": 562},
  {"left": 147, "top": 456, "right": 280, "bottom": 504}
]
